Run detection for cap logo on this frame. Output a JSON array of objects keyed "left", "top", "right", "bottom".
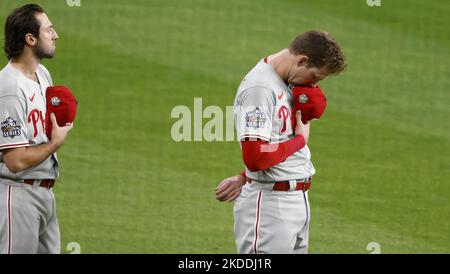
[
  {"left": 50, "top": 97, "right": 61, "bottom": 106},
  {"left": 298, "top": 94, "right": 309, "bottom": 104}
]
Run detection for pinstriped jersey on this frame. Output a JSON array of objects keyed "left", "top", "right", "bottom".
[
  {"left": 0, "top": 62, "right": 58, "bottom": 180},
  {"left": 234, "top": 59, "right": 315, "bottom": 182}
]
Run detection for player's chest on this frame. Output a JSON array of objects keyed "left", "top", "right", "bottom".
[
  {"left": 272, "top": 88, "right": 294, "bottom": 138},
  {"left": 22, "top": 82, "right": 49, "bottom": 140}
]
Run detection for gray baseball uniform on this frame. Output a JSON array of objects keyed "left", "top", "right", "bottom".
[
  {"left": 233, "top": 59, "right": 315, "bottom": 254},
  {"left": 0, "top": 62, "right": 60, "bottom": 254}
]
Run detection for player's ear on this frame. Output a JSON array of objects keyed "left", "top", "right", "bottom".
[
  {"left": 296, "top": 55, "right": 309, "bottom": 67},
  {"left": 24, "top": 33, "right": 37, "bottom": 46}
]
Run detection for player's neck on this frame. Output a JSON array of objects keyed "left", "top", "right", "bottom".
[
  {"left": 10, "top": 50, "right": 41, "bottom": 81},
  {"left": 267, "top": 49, "right": 294, "bottom": 84}
]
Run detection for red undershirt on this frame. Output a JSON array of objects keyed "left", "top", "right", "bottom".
[{"left": 240, "top": 135, "right": 305, "bottom": 173}]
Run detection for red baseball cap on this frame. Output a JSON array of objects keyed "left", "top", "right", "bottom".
[
  {"left": 45, "top": 86, "right": 78, "bottom": 139},
  {"left": 291, "top": 85, "right": 327, "bottom": 124}
]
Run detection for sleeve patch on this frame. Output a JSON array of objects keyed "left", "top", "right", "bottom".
[
  {"left": 245, "top": 107, "right": 267, "bottom": 129},
  {"left": 1, "top": 117, "right": 22, "bottom": 139}
]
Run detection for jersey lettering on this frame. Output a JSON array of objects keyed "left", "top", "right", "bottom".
[
  {"left": 27, "top": 109, "right": 45, "bottom": 138},
  {"left": 277, "top": 105, "right": 290, "bottom": 134}
]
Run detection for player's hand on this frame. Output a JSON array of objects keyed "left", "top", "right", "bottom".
[
  {"left": 294, "top": 110, "right": 310, "bottom": 143},
  {"left": 215, "top": 174, "right": 246, "bottom": 202},
  {"left": 50, "top": 113, "right": 73, "bottom": 148}
]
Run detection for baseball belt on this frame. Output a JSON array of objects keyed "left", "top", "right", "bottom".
[
  {"left": 246, "top": 178, "right": 312, "bottom": 191},
  {"left": 23, "top": 179, "right": 55, "bottom": 189}
]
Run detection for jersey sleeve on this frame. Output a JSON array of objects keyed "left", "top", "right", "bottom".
[
  {"left": 0, "top": 95, "right": 30, "bottom": 150},
  {"left": 235, "top": 86, "right": 276, "bottom": 142}
]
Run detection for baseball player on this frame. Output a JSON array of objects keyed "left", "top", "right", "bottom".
[
  {"left": 0, "top": 4, "right": 73, "bottom": 254},
  {"left": 215, "top": 30, "right": 346, "bottom": 254}
]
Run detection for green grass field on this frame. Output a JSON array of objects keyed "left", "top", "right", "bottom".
[{"left": 0, "top": 0, "right": 448, "bottom": 253}]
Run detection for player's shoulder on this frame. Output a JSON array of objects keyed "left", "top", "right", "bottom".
[
  {"left": 241, "top": 60, "right": 274, "bottom": 87},
  {"left": 0, "top": 63, "right": 21, "bottom": 97},
  {"left": 236, "top": 63, "right": 275, "bottom": 100},
  {"left": 238, "top": 85, "right": 274, "bottom": 98},
  {"left": 235, "top": 85, "right": 276, "bottom": 108},
  {"left": 239, "top": 59, "right": 281, "bottom": 94}
]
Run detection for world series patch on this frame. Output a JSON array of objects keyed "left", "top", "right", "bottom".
[
  {"left": 1, "top": 117, "right": 22, "bottom": 139},
  {"left": 245, "top": 107, "right": 267, "bottom": 129}
]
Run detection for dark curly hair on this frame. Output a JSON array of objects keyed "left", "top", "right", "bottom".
[
  {"left": 289, "top": 30, "right": 347, "bottom": 74},
  {"left": 4, "top": 4, "right": 44, "bottom": 60}
]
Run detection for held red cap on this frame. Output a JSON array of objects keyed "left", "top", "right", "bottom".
[
  {"left": 45, "top": 86, "right": 78, "bottom": 139},
  {"left": 291, "top": 85, "right": 327, "bottom": 125}
]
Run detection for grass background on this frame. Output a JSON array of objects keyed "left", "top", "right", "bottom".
[{"left": 0, "top": 0, "right": 448, "bottom": 253}]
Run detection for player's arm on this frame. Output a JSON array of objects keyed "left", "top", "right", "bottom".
[
  {"left": 242, "top": 110, "right": 309, "bottom": 172},
  {"left": 215, "top": 112, "right": 309, "bottom": 201},
  {"left": 2, "top": 113, "right": 73, "bottom": 173},
  {"left": 215, "top": 88, "right": 306, "bottom": 202}
]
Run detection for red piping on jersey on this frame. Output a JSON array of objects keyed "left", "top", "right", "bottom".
[
  {"left": 241, "top": 135, "right": 305, "bottom": 172},
  {"left": 253, "top": 191, "right": 262, "bottom": 254},
  {"left": 7, "top": 185, "right": 12, "bottom": 254},
  {"left": 0, "top": 142, "right": 29, "bottom": 149}
]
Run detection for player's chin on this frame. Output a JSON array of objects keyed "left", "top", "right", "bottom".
[
  {"left": 49, "top": 48, "right": 56, "bottom": 57},
  {"left": 37, "top": 50, "right": 55, "bottom": 59},
  {"left": 46, "top": 45, "right": 56, "bottom": 58},
  {"left": 46, "top": 51, "right": 56, "bottom": 59}
]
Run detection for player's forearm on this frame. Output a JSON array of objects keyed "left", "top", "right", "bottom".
[
  {"left": 3, "top": 141, "right": 59, "bottom": 173},
  {"left": 241, "top": 135, "right": 305, "bottom": 172}
]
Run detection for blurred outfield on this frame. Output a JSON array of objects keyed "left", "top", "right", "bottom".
[{"left": 0, "top": 0, "right": 448, "bottom": 253}]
